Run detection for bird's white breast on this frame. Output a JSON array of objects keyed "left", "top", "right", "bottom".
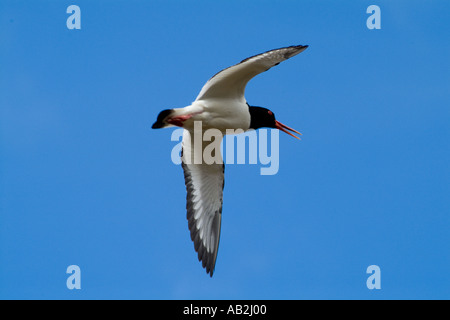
[{"left": 193, "top": 98, "right": 251, "bottom": 132}]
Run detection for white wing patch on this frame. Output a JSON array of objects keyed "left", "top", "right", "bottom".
[{"left": 195, "top": 45, "right": 308, "bottom": 101}]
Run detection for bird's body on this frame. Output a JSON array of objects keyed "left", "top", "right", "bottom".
[
  {"left": 152, "top": 45, "right": 308, "bottom": 276},
  {"left": 168, "top": 99, "right": 250, "bottom": 132}
]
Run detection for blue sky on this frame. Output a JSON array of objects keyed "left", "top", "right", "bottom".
[{"left": 0, "top": 0, "right": 449, "bottom": 299}]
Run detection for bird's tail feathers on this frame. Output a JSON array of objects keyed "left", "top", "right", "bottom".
[{"left": 151, "top": 109, "right": 175, "bottom": 129}]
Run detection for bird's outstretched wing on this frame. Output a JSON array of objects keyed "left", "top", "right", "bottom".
[
  {"left": 181, "top": 129, "right": 224, "bottom": 276},
  {"left": 195, "top": 45, "right": 308, "bottom": 101}
]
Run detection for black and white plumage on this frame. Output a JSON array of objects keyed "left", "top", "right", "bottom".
[
  {"left": 152, "top": 45, "right": 308, "bottom": 276},
  {"left": 181, "top": 129, "right": 224, "bottom": 275}
]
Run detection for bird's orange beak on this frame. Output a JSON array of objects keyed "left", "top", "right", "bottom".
[{"left": 275, "top": 120, "right": 302, "bottom": 140}]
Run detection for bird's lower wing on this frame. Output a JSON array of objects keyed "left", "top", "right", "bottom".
[{"left": 181, "top": 130, "right": 224, "bottom": 276}]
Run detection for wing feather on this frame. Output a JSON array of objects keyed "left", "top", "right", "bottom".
[
  {"left": 181, "top": 130, "right": 224, "bottom": 276},
  {"left": 195, "top": 45, "right": 308, "bottom": 101}
]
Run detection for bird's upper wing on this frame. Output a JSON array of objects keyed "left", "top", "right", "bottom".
[
  {"left": 181, "top": 129, "right": 224, "bottom": 276},
  {"left": 195, "top": 45, "right": 308, "bottom": 101}
]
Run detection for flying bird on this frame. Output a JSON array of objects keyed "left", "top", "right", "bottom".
[{"left": 152, "top": 45, "right": 308, "bottom": 276}]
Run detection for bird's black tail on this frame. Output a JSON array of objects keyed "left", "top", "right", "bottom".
[{"left": 151, "top": 109, "right": 173, "bottom": 129}]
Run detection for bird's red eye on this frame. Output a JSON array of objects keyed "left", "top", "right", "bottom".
[{"left": 268, "top": 111, "right": 273, "bottom": 116}]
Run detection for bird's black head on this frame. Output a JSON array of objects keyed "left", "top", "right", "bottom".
[
  {"left": 248, "top": 105, "right": 302, "bottom": 139},
  {"left": 249, "top": 106, "right": 276, "bottom": 130}
]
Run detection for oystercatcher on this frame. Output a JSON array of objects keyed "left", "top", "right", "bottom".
[{"left": 152, "top": 45, "right": 308, "bottom": 276}]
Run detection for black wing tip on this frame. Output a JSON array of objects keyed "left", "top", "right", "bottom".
[
  {"left": 204, "top": 255, "right": 216, "bottom": 277},
  {"left": 239, "top": 44, "right": 309, "bottom": 64},
  {"left": 290, "top": 44, "right": 308, "bottom": 49},
  {"left": 286, "top": 44, "right": 309, "bottom": 56},
  {"left": 187, "top": 216, "right": 219, "bottom": 278},
  {"left": 193, "top": 237, "right": 217, "bottom": 277},
  {"left": 287, "top": 44, "right": 308, "bottom": 49},
  {"left": 189, "top": 234, "right": 218, "bottom": 277}
]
